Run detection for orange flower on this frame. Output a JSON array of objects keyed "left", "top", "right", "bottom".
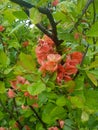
[
  {"left": 0, "top": 25, "right": 5, "bottom": 32},
  {"left": 40, "top": 61, "right": 58, "bottom": 72},
  {"left": 64, "top": 64, "right": 78, "bottom": 75},
  {"left": 70, "top": 52, "right": 83, "bottom": 64},
  {"left": 16, "top": 76, "right": 26, "bottom": 84},
  {"left": 8, "top": 89, "right": 15, "bottom": 98},
  {"left": 10, "top": 80, "right": 18, "bottom": 89},
  {"left": 47, "top": 54, "right": 61, "bottom": 63},
  {"left": 43, "top": 35, "right": 54, "bottom": 45},
  {"left": 10, "top": 76, "right": 30, "bottom": 91}
]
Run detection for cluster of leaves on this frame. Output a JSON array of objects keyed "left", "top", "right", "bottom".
[{"left": 0, "top": 0, "right": 98, "bottom": 130}]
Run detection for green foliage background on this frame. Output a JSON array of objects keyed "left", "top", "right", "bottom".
[{"left": 0, "top": 0, "right": 98, "bottom": 130}]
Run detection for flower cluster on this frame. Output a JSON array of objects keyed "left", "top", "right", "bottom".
[
  {"left": 36, "top": 35, "right": 62, "bottom": 73},
  {"left": 36, "top": 35, "right": 83, "bottom": 84},
  {"left": 8, "top": 76, "right": 38, "bottom": 107},
  {"left": 57, "top": 51, "right": 83, "bottom": 84}
]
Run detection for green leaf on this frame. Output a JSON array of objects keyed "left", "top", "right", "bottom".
[
  {"left": 81, "top": 111, "right": 89, "bottom": 122},
  {"left": 0, "top": 111, "right": 4, "bottom": 120},
  {"left": 9, "top": 23, "right": 24, "bottom": 35},
  {"left": 56, "top": 96, "right": 66, "bottom": 106},
  {"left": 86, "top": 22, "right": 98, "bottom": 37},
  {"left": 87, "top": 60, "right": 98, "bottom": 70},
  {"left": 27, "top": 80, "right": 46, "bottom": 96},
  {"left": 42, "top": 103, "right": 66, "bottom": 124},
  {"left": 13, "top": 11, "right": 28, "bottom": 20},
  {"left": 0, "top": 81, "right": 6, "bottom": 93},
  {"left": 36, "top": 123, "right": 44, "bottom": 130},
  {"left": 70, "top": 96, "right": 85, "bottom": 108},
  {"left": 18, "top": 52, "right": 36, "bottom": 72},
  {"left": 86, "top": 71, "right": 97, "bottom": 86},
  {"left": 30, "top": 8, "right": 41, "bottom": 24},
  {"left": 4, "top": 9, "right": 16, "bottom": 23},
  {"left": 38, "top": 92, "right": 48, "bottom": 107},
  {"left": 84, "top": 90, "right": 98, "bottom": 111},
  {"left": 75, "top": 76, "right": 84, "bottom": 91},
  {"left": 0, "top": 51, "right": 10, "bottom": 68}
]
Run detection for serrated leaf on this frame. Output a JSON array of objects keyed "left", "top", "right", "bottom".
[
  {"left": 86, "top": 72, "right": 97, "bottom": 86},
  {"left": 27, "top": 80, "right": 46, "bottom": 96},
  {"left": 86, "top": 22, "right": 98, "bottom": 37},
  {"left": 18, "top": 52, "right": 36, "bottom": 72}
]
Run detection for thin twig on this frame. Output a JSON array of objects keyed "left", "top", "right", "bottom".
[
  {"left": 70, "top": 0, "right": 94, "bottom": 33},
  {"left": 29, "top": 106, "right": 47, "bottom": 130}
]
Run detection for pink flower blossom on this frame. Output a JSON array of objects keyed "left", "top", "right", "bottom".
[
  {"left": 0, "top": 127, "right": 6, "bottom": 130},
  {"left": 58, "top": 120, "right": 65, "bottom": 128},
  {"left": 64, "top": 64, "right": 78, "bottom": 75},
  {"left": 8, "top": 89, "right": 15, "bottom": 98},
  {"left": 52, "top": 0, "right": 59, "bottom": 6},
  {"left": 40, "top": 61, "right": 58, "bottom": 72},
  {"left": 47, "top": 54, "right": 61, "bottom": 63}
]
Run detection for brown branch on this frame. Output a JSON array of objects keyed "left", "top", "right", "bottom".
[
  {"left": 36, "top": 23, "right": 52, "bottom": 39},
  {"left": 29, "top": 106, "right": 47, "bottom": 130},
  {"left": 10, "top": 0, "right": 63, "bottom": 46}
]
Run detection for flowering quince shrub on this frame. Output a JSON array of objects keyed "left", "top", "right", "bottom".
[{"left": 0, "top": 0, "right": 98, "bottom": 130}]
